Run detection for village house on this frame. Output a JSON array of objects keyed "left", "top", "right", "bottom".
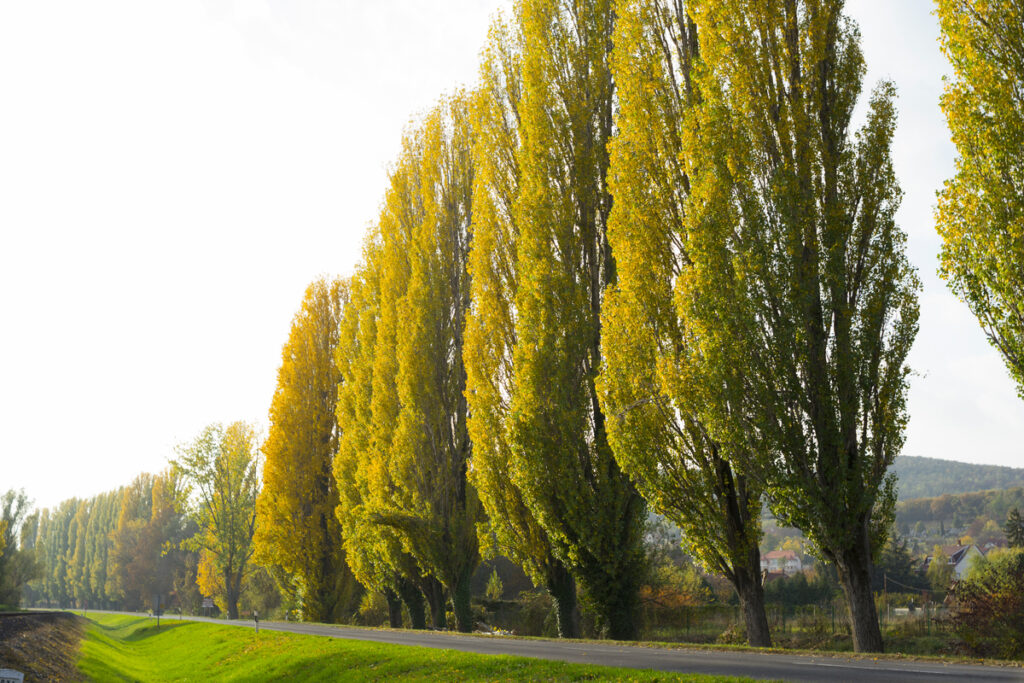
[
  {"left": 924, "top": 542, "right": 985, "bottom": 579},
  {"left": 760, "top": 550, "right": 802, "bottom": 576}
]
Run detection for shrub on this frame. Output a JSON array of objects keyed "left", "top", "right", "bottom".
[{"left": 952, "top": 547, "right": 1024, "bottom": 659}]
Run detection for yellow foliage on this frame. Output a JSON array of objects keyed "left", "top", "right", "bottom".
[{"left": 254, "top": 277, "right": 352, "bottom": 622}]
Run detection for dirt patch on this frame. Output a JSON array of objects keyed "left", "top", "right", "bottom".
[{"left": 0, "top": 612, "right": 86, "bottom": 682}]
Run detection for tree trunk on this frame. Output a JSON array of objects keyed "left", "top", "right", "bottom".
[
  {"left": 423, "top": 576, "right": 447, "bottom": 629},
  {"left": 598, "top": 586, "right": 639, "bottom": 641},
  {"left": 836, "top": 533, "right": 885, "bottom": 652},
  {"left": 397, "top": 577, "right": 427, "bottom": 629},
  {"left": 225, "top": 570, "right": 239, "bottom": 620},
  {"left": 384, "top": 589, "right": 403, "bottom": 628},
  {"left": 735, "top": 567, "right": 772, "bottom": 647},
  {"left": 451, "top": 567, "right": 474, "bottom": 633},
  {"left": 546, "top": 561, "right": 580, "bottom": 638}
]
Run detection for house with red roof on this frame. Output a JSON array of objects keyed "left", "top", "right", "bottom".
[{"left": 760, "top": 550, "right": 802, "bottom": 576}]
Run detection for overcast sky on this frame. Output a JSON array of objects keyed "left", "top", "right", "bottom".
[{"left": 1, "top": 0, "right": 1021, "bottom": 511}]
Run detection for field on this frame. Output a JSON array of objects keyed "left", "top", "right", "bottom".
[{"left": 76, "top": 614, "right": 753, "bottom": 682}]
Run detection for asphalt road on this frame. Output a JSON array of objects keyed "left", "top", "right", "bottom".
[{"left": 78, "top": 610, "right": 1024, "bottom": 682}]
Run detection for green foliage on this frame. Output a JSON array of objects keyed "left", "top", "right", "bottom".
[
  {"left": 869, "top": 534, "right": 928, "bottom": 593},
  {"left": 678, "top": 0, "right": 919, "bottom": 653},
  {"left": 173, "top": 422, "right": 261, "bottom": 620},
  {"left": 486, "top": 567, "right": 504, "bottom": 601},
  {"left": 952, "top": 547, "right": 1024, "bottom": 659},
  {"left": 1005, "top": 508, "right": 1024, "bottom": 548},
  {"left": 463, "top": 13, "right": 581, "bottom": 639},
  {"left": 600, "top": 0, "right": 770, "bottom": 647},
  {"left": 387, "top": 94, "right": 481, "bottom": 634},
  {"left": 936, "top": 0, "right": 1024, "bottom": 398},
  {"left": 896, "top": 487, "right": 1024, "bottom": 532},
  {"left": 509, "top": 0, "right": 646, "bottom": 641},
  {"left": 335, "top": 95, "right": 482, "bottom": 633},
  {"left": 0, "top": 489, "right": 38, "bottom": 608},
  {"left": 926, "top": 548, "right": 955, "bottom": 592},
  {"left": 892, "top": 456, "right": 1024, "bottom": 500}
]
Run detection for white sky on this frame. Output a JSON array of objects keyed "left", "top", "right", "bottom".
[{"left": 0, "top": 0, "right": 1020, "bottom": 511}]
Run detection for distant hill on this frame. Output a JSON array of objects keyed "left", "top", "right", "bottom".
[{"left": 893, "top": 455, "right": 1024, "bottom": 500}]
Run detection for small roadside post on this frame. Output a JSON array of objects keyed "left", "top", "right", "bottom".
[{"left": 254, "top": 609, "right": 259, "bottom": 636}]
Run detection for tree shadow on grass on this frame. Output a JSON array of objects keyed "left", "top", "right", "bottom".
[
  {"left": 90, "top": 616, "right": 190, "bottom": 641},
  {"left": 122, "top": 620, "right": 190, "bottom": 642}
]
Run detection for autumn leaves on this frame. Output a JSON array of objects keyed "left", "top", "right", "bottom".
[{"left": 255, "top": 0, "right": 1020, "bottom": 655}]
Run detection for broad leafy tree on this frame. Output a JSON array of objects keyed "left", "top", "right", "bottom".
[
  {"left": 174, "top": 422, "right": 261, "bottom": 620},
  {"left": 255, "top": 277, "right": 361, "bottom": 623},
  {"left": 110, "top": 471, "right": 194, "bottom": 613},
  {"left": 599, "top": 0, "right": 770, "bottom": 646},
  {"left": 678, "top": 0, "right": 919, "bottom": 652},
  {"left": 936, "top": 0, "right": 1024, "bottom": 398},
  {"left": 510, "top": 0, "right": 647, "bottom": 640}
]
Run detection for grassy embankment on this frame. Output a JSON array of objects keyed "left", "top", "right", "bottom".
[{"left": 77, "top": 614, "right": 753, "bottom": 682}]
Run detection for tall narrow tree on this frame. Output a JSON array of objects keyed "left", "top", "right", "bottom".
[
  {"left": 364, "top": 93, "right": 483, "bottom": 634},
  {"left": 378, "top": 95, "right": 482, "bottom": 633},
  {"left": 679, "top": 0, "right": 919, "bottom": 652},
  {"left": 465, "top": 16, "right": 582, "bottom": 638},
  {"left": 255, "top": 277, "right": 361, "bottom": 623},
  {"left": 936, "top": 0, "right": 1024, "bottom": 398},
  {"left": 335, "top": 145, "right": 442, "bottom": 629},
  {"left": 335, "top": 241, "right": 427, "bottom": 629},
  {"left": 598, "top": 0, "right": 771, "bottom": 647},
  {"left": 510, "top": 0, "right": 646, "bottom": 640}
]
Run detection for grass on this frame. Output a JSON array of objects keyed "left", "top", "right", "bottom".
[{"left": 77, "top": 614, "right": 754, "bottom": 682}]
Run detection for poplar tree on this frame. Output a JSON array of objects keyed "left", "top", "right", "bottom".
[
  {"left": 373, "top": 126, "right": 455, "bottom": 629},
  {"left": 0, "top": 490, "right": 34, "bottom": 607},
  {"left": 335, "top": 139, "right": 445, "bottom": 629},
  {"left": 464, "top": 16, "right": 582, "bottom": 638},
  {"left": 679, "top": 0, "right": 919, "bottom": 652},
  {"left": 110, "top": 475, "right": 154, "bottom": 609},
  {"left": 335, "top": 240, "right": 428, "bottom": 629},
  {"left": 380, "top": 95, "right": 481, "bottom": 633},
  {"left": 255, "top": 276, "right": 361, "bottom": 623},
  {"left": 510, "top": 0, "right": 646, "bottom": 640},
  {"left": 598, "top": 0, "right": 771, "bottom": 646},
  {"left": 936, "top": 0, "right": 1024, "bottom": 398}
]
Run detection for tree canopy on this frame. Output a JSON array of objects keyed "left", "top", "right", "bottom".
[
  {"left": 174, "top": 422, "right": 261, "bottom": 620},
  {"left": 676, "top": 0, "right": 919, "bottom": 652},
  {"left": 509, "top": 0, "right": 647, "bottom": 640},
  {"left": 255, "top": 277, "right": 360, "bottom": 623},
  {"left": 599, "top": 0, "right": 770, "bottom": 647},
  {"left": 936, "top": 0, "right": 1024, "bottom": 399}
]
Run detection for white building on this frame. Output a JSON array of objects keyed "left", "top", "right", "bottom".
[{"left": 760, "top": 550, "right": 802, "bottom": 576}]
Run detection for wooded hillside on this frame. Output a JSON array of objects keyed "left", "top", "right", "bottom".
[{"left": 893, "top": 456, "right": 1024, "bottom": 500}]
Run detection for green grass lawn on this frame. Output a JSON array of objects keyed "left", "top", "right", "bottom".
[{"left": 77, "top": 614, "right": 753, "bottom": 682}]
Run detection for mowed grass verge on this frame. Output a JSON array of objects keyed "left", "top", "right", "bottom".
[{"left": 78, "top": 614, "right": 753, "bottom": 682}]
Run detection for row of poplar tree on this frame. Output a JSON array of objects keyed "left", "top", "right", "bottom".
[
  {"left": 15, "top": 0, "right": 1021, "bottom": 657},
  {"left": 265, "top": 0, "right": 926, "bottom": 654},
  {"left": 17, "top": 423, "right": 264, "bottom": 621}
]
